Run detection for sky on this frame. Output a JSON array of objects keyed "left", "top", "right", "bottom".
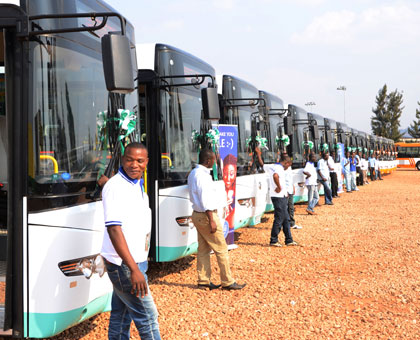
[{"left": 106, "top": 0, "right": 420, "bottom": 134}]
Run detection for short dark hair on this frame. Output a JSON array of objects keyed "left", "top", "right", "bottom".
[
  {"left": 199, "top": 149, "right": 214, "bottom": 164},
  {"left": 280, "top": 154, "right": 291, "bottom": 163},
  {"left": 124, "top": 142, "right": 147, "bottom": 155}
]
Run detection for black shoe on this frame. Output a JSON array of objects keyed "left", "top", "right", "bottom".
[
  {"left": 326, "top": 202, "right": 334, "bottom": 205},
  {"left": 222, "top": 282, "right": 246, "bottom": 290},
  {"left": 198, "top": 282, "right": 221, "bottom": 290}
]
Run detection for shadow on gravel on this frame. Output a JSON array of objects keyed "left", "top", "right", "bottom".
[
  {"left": 261, "top": 216, "right": 271, "bottom": 223},
  {"left": 152, "top": 280, "right": 198, "bottom": 289},
  {"left": 148, "top": 256, "right": 195, "bottom": 282}
]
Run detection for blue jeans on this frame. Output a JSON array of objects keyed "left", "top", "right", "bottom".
[
  {"left": 306, "top": 185, "right": 319, "bottom": 211},
  {"left": 320, "top": 179, "right": 333, "bottom": 204},
  {"left": 105, "top": 261, "right": 161, "bottom": 340},
  {"left": 350, "top": 171, "right": 357, "bottom": 190},
  {"left": 270, "top": 197, "right": 293, "bottom": 244},
  {"left": 344, "top": 173, "right": 352, "bottom": 192}
]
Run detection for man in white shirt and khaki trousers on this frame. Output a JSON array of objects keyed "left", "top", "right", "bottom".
[{"left": 188, "top": 149, "right": 246, "bottom": 291}]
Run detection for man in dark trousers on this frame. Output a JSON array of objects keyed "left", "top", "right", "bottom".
[
  {"left": 188, "top": 149, "right": 246, "bottom": 291},
  {"left": 101, "top": 142, "right": 161, "bottom": 340},
  {"left": 329, "top": 150, "right": 339, "bottom": 198},
  {"left": 269, "top": 155, "right": 299, "bottom": 247}
]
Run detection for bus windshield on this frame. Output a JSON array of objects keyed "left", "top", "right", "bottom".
[
  {"left": 157, "top": 48, "right": 215, "bottom": 178},
  {"left": 223, "top": 77, "right": 259, "bottom": 174},
  {"left": 29, "top": 28, "right": 137, "bottom": 200},
  {"left": 265, "top": 94, "right": 284, "bottom": 164},
  {"left": 289, "top": 105, "right": 307, "bottom": 167}
]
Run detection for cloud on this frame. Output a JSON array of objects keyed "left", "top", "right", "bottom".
[
  {"left": 212, "top": 0, "right": 237, "bottom": 10},
  {"left": 162, "top": 20, "right": 185, "bottom": 30},
  {"left": 291, "top": 10, "right": 356, "bottom": 45},
  {"left": 290, "top": 0, "right": 327, "bottom": 5},
  {"left": 290, "top": 3, "right": 420, "bottom": 50}
]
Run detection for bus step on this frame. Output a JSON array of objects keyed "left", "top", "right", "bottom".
[{"left": 0, "top": 304, "right": 12, "bottom": 336}]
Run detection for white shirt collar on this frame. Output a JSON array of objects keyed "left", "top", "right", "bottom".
[{"left": 197, "top": 164, "right": 211, "bottom": 174}]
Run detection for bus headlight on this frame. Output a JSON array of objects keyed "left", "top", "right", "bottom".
[{"left": 176, "top": 216, "right": 194, "bottom": 227}]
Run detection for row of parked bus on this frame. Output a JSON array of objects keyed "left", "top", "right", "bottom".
[
  {"left": 0, "top": 0, "right": 398, "bottom": 338},
  {"left": 136, "top": 43, "right": 398, "bottom": 264}
]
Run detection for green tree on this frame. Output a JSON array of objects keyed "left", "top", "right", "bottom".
[
  {"left": 386, "top": 89, "right": 403, "bottom": 141},
  {"left": 407, "top": 102, "right": 420, "bottom": 138},
  {"left": 371, "top": 84, "right": 404, "bottom": 141},
  {"left": 371, "top": 84, "right": 388, "bottom": 136}
]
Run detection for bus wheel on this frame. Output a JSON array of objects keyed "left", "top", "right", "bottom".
[{"left": 416, "top": 162, "right": 420, "bottom": 171}]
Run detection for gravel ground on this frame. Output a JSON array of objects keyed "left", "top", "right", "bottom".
[{"left": 3, "top": 169, "right": 420, "bottom": 340}]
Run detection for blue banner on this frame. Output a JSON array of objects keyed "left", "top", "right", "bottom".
[{"left": 218, "top": 125, "right": 238, "bottom": 246}]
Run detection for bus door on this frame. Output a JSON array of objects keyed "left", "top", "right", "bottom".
[{"left": 0, "top": 4, "right": 28, "bottom": 337}]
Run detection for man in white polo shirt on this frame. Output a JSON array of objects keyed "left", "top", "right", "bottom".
[
  {"left": 188, "top": 149, "right": 246, "bottom": 291},
  {"left": 317, "top": 151, "right": 334, "bottom": 205},
  {"left": 303, "top": 153, "right": 319, "bottom": 215},
  {"left": 269, "top": 155, "right": 299, "bottom": 246},
  {"left": 101, "top": 142, "right": 161, "bottom": 340}
]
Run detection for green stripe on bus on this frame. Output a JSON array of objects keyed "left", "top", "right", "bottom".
[
  {"left": 25, "top": 293, "right": 112, "bottom": 338},
  {"left": 156, "top": 243, "right": 199, "bottom": 262}
]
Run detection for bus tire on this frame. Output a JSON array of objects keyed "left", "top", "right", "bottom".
[{"left": 416, "top": 161, "right": 420, "bottom": 171}]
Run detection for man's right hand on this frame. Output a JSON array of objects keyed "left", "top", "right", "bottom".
[
  {"left": 131, "top": 267, "right": 148, "bottom": 298},
  {"left": 209, "top": 220, "right": 217, "bottom": 233}
]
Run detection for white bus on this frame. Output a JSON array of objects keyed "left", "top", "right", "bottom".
[
  {"left": 0, "top": 0, "right": 137, "bottom": 337},
  {"left": 217, "top": 75, "right": 268, "bottom": 227},
  {"left": 136, "top": 43, "right": 225, "bottom": 262}
]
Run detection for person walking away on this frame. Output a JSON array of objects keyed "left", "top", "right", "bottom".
[
  {"left": 342, "top": 151, "right": 352, "bottom": 193},
  {"left": 188, "top": 149, "right": 246, "bottom": 290},
  {"left": 101, "top": 142, "right": 161, "bottom": 340},
  {"left": 283, "top": 155, "right": 302, "bottom": 229},
  {"left": 350, "top": 152, "right": 358, "bottom": 191},
  {"left": 329, "top": 151, "right": 339, "bottom": 198},
  {"left": 303, "top": 153, "right": 319, "bottom": 214},
  {"left": 317, "top": 152, "right": 334, "bottom": 205},
  {"left": 269, "top": 155, "right": 299, "bottom": 246}
]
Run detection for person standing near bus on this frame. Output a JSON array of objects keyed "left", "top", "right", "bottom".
[
  {"left": 303, "top": 153, "right": 319, "bottom": 214},
  {"left": 317, "top": 152, "right": 334, "bottom": 205},
  {"left": 350, "top": 152, "right": 358, "bottom": 191},
  {"left": 368, "top": 154, "right": 376, "bottom": 181},
  {"left": 282, "top": 155, "right": 302, "bottom": 230},
  {"left": 375, "top": 154, "right": 383, "bottom": 180},
  {"left": 360, "top": 154, "right": 369, "bottom": 184},
  {"left": 329, "top": 151, "right": 339, "bottom": 198},
  {"left": 188, "top": 149, "right": 246, "bottom": 291},
  {"left": 269, "top": 155, "right": 299, "bottom": 246},
  {"left": 101, "top": 142, "right": 161, "bottom": 340},
  {"left": 355, "top": 150, "right": 363, "bottom": 186},
  {"left": 342, "top": 151, "right": 352, "bottom": 193}
]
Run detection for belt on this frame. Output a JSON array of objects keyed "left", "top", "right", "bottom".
[{"left": 193, "top": 209, "right": 217, "bottom": 213}]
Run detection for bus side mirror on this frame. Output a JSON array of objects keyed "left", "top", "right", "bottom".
[
  {"left": 284, "top": 116, "right": 293, "bottom": 135},
  {"left": 101, "top": 34, "right": 135, "bottom": 93},
  {"left": 201, "top": 87, "right": 220, "bottom": 120}
]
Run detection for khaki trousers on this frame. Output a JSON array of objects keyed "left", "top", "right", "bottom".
[{"left": 191, "top": 211, "right": 235, "bottom": 287}]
